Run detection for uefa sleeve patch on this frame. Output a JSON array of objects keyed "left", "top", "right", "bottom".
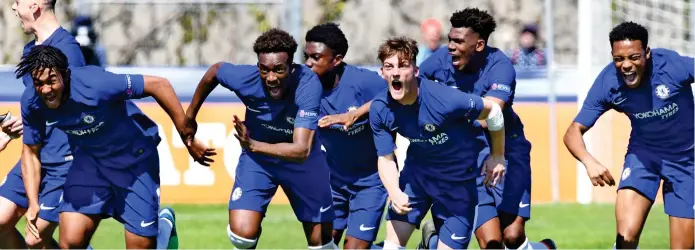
[
  {"left": 299, "top": 110, "right": 318, "bottom": 118},
  {"left": 491, "top": 83, "right": 512, "bottom": 93},
  {"left": 125, "top": 74, "right": 133, "bottom": 97}
]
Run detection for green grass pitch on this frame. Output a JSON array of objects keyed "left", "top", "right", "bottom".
[{"left": 17, "top": 203, "right": 670, "bottom": 249}]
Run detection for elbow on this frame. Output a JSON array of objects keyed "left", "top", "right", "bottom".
[
  {"left": 562, "top": 126, "right": 578, "bottom": 149},
  {"left": 288, "top": 145, "right": 311, "bottom": 163}
]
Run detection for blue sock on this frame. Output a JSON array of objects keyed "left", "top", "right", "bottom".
[
  {"left": 428, "top": 235, "right": 439, "bottom": 249},
  {"left": 156, "top": 217, "right": 174, "bottom": 249}
]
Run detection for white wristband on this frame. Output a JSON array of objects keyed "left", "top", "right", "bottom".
[{"left": 485, "top": 102, "right": 504, "bottom": 131}]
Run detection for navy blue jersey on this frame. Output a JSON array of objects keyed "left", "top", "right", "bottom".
[
  {"left": 20, "top": 27, "right": 85, "bottom": 163},
  {"left": 21, "top": 66, "right": 159, "bottom": 169},
  {"left": 575, "top": 48, "right": 694, "bottom": 157},
  {"left": 318, "top": 64, "right": 387, "bottom": 186},
  {"left": 369, "top": 78, "right": 488, "bottom": 182},
  {"left": 420, "top": 46, "right": 526, "bottom": 139},
  {"left": 216, "top": 63, "right": 323, "bottom": 164}
]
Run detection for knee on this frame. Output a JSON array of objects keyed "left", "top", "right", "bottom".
[
  {"left": 59, "top": 233, "right": 88, "bottom": 249},
  {"left": 502, "top": 225, "right": 526, "bottom": 248},
  {"left": 227, "top": 224, "right": 258, "bottom": 249}
]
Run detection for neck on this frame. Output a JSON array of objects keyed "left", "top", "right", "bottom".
[
  {"left": 397, "top": 79, "right": 419, "bottom": 105},
  {"left": 461, "top": 52, "right": 486, "bottom": 73},
  {"left": 32, "top": 12, "right": 60, "bottom": 44},
  {"left": 319, "top": 64, "right": 344, "bottom": 90}
]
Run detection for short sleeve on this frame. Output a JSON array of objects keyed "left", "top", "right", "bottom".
[
  {"left": 20, "top": 89, "right": 45, "bottom": 146},
  {"left": 293, "top": 72, "right": 322, "bottom": 130},
  {"left": 678, "top": 55, "right": 694, "bottom": 85},
  {"left": 450, "top": 91, "right": 485, "bottom": 121},
  {"left": 356, "top": 70, "right": 388, "bottom": 101},
  {"left": 95, "top": 69, "right": 146, "bottom": 101},
  {"left": 484, "top": 61, "right": 516, "bottom": 103},
  {"left": 369, "top": 100, "right": 396, "bottom": 156},
  {"left": 215, "top": 63, "right": 259, "bottom": 91},
  {"left": 419, "top": 56, "right": 453, "bottom": 86},
  {"left": 574, "top": 77, "right": 611, "bottom": 128}
]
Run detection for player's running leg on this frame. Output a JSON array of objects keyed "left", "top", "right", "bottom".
[
  {"left": 25, "top": 161, "right": 69, "bottom": 249},
  {"left": 0, "top": 163, "right": 28, "bottom": 249},
  {"left": 227, "top": 154, "right": 279, "bottom": 249},
  {"left": 341, "top": 185, "right": 387, "bottom": 249},
  {"left": 58, "top": 212, "right": 102, "bottom": 248},
  {"left": 614, "top": 152, "right": 660, "bottom": 248},
  {"left": 157, "top": 207, "right": 179, "bottom": 249},
  {"left": 661, "top": 156, "right": 694, "bottom": 249},
  {"left": 0, "top": 196, "right": 26, "bottom": 248},
  {"left": 279, "top": 154, "right": 336, "bottom": 248}
]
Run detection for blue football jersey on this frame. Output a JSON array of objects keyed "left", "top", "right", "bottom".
[
  {"left": 216, "top": 63, "right": 323, "bottom": 164},
  {"left": 20, "top": 27, "right": 85, "bottom": 163},
  {"left": 370, "top": 78, "right": 488, "bottom": 182},
  {"left": 318, "top": 64, "right": 387, "bottom": 186},
  {"left": 420, "top": 46, "right": 526, "bottom": 139},
  {"left": 21, "top": 66, "right": 159, "bottom": 169},
  {"left": 575, "top": 48, "right": 694, "bottom": 157}
]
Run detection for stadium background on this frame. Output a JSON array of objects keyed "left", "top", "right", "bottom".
[{"left": 0, "top": 0, "right": 691, "bottom": 248}]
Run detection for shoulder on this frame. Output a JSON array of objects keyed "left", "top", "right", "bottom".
[
  {"left": 420, "top": 47, "right": 450, "bottom": 69},
  {"left": 370, "top": 91, "right": 391, "bottom": 113},
  {"left": 216, "top": 62, "right": 261, "bottom": 88},
  {"left": 20, "top": 87, "right": 41, "bottom": 109},
  {"left": 345, "top": 64, "right": 384, "bottom": 83},
  {"left": 295, "top": 64, "right": 321, "bottom": 88}
]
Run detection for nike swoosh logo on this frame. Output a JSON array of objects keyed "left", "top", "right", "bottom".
[
  {"left": 39, "top": 203, "right": 56, "bottom": 210},
  {"left": 391, "top": 127, "right": 399, "bottom": 131},
  {"left": 319, "top": 205, "right": 331, "bottom": 213},
  {"left": 140, "top": 220, "right": 155, "bottom": 227},
  {"left": 359, "top": 224, "right": 375, "bottom": 231},
  {"left": 613, "top": 98, "right": 627, "bottom": 105},
  {"left": 46, "top": 121, "right": 58, "bottom": 126},
  {"left": 450, "top": 234, "right": 466, "bottom": 240},
  {"left": 519, "top": 202, "right": 530, "bottom": 208},
  {"left": 247, "top": 107, "right": 262, "bottom": 113}
]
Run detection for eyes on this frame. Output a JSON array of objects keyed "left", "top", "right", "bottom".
[{"left": 258, "top": 65, "right": 287, "bottom": 75}]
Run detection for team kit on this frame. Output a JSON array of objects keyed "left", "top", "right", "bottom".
[{"left": 0, "top": 1, "right": 693, "bottom": 249}]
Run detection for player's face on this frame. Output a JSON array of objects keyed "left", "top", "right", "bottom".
[
  {"left": 12, "top": 0, "right": 38, "bottom": 34},
  {"left": 611, "top": 40, "right": 651, "bottom": 88},
  {"left": 258, "top": 52, "right": 292, "bottom": 100},
  {"left": 380, "top": 54, "right": 418, "bottom": 102},
  {"left": 304, "top": 42, "right": 342, "bottom": 82},
  {"left": 448, "top": 27, "right": 485, "bottom": 71},
  {"left": 32, "top": 68, "right": 66, "bottom": 109}
]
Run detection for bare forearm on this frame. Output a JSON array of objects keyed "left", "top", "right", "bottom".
[
  {"left": 563, "top": 127, "right": 599, "bottom": 165},
  {"left": 187, "top": 63, "right": 221, "bottom": 119},
  {"left": 352, "top": 101, "right": 372, "bottom": 119},
  {"left": 377, "top": 157, "right": 400, "bottom": 196},
  {"left": 21, "top": 146, "right": 41, "bottom": 206},
  {"left": 145, "top": 77, "right": 187, "bottom": 133},
  {"left": 488, "top": 129, "right": 505, "bottom": 156},
  {"left": 248, "top": 140, "right": 310, "bottom": 163}
]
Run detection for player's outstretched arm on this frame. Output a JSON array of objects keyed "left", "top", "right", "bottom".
[
  {"left": 318, "top": 101, "right": 372, "bottom": 130},
  {"left": 0, "top": 133, "right": 10, "bottom": 152},
  {"left": 378, "top": 153, "right": 411, "bottom": 215},
  {"left": 142, "top": 76, "right": 216, "bottom": 166},
  {"left": 185, "top": 63, "right": 223, "bottom": 123}
]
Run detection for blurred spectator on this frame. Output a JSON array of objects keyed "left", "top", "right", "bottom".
[
  {"left": 71, "top": 16, "right": 108, "bottom": 67},
  {"left": 507, "top": 24, "right": 547, "bottom": 69},
  {"left": 416, "top": 18, "right": 444, "bottom": 66}
]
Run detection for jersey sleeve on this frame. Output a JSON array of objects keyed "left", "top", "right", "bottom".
[
  {"left": 450, "top": 91, "right": 485, "bottom": 121},
  {"left": 419, "top": 57, "right": 452, "bottom": 85},
  {"left": 574, "top": 76, "right": 611, "bottom": 128},
  {"left": 484, "top": 61, "right": 516, "bottom": 103},
  {"left": 356, "top": 71, "right": 388, "bottom": 100},
  {"left": 20, "top": 89, "right": 45, "bottom": 146},
  {"left": 215, "top": 63, "right": 258, "bottom": 91},
  {"left": 95, "top": 69, "right": 147, "bottom": 101},
  {"left": 678, "top": 55, "right": 694, "bottom": 84},
  {"left": 369, "top": 100, "right": 396, "bottom": 156},
  {"left": 293, "top": 72, "right": 322, "bottom": 130}
]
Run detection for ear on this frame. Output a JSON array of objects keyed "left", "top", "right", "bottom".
[
  {"left": 414, "top": 64, "right": 420, "bottom": 77},
  {"left": 30, "top": 0, "right": 40, "bottom": 13},
  {"left": 333, "top": 54, "right": 345, "bottom": 67},
  {"left": 645, "top": 46, "right": 651, "bottom": 60},
  {"left": 379, "top": 67, "right": 385, "bottom": 79},
  {"left": 475, "top": 39, "right": 486, "bottom": 52}
]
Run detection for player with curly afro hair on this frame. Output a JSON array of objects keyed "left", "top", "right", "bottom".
[
  {"left": 417, "top": 7, "right": 557, "bottom": 250},
  {"left": 187, "top": 27, "right": 337, "bottom": 249}
]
